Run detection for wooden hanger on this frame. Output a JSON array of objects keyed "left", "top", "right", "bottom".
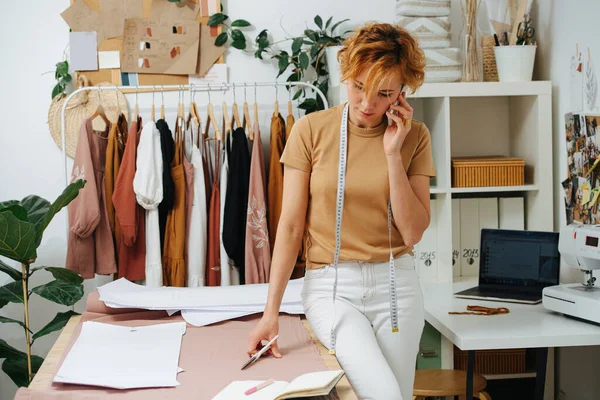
[
  {"left": 133, "top": 85, "right": 139, "bottom": 121},
  {"left": 274, "top": 84, "right": 279, "bottom": 116},
  {"left": 151, "top": 86, "right": 156, "bottom": 122},
  {"left": 204, "top": 85, "right": 221, "bottom": 141},
  {"left": 188, "top": 84, "right": 200, "bottom": 125},
  {"left": 91, "top": 88, "right": 110, "bottom": 127},
  {"left": 160, "top": 85, "right": 165, "bottom": 120},
  {"left": 251, "top": 85, "right": 258, "bottom": 141},
  {"left": 222, "top": 101, "right": 232, "bottom": 141},
  {"left": 231, "top": 84, "right": 242, "bottom": 130}
]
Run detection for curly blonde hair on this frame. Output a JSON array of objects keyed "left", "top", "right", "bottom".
[{"left": 337, "top": 22, "right": 426, "bottom": 97}]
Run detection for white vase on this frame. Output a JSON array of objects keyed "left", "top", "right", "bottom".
[
  {"left": 325, "top": 45, "right": 343, "bottom": 87},
  {"left": 494, "top": 45, "right": 537, "bottom": 82}
]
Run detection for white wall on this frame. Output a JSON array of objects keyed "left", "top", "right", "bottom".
[
  {"left": 532, "top": 1, "right": 600, "bottom": 400},
  {"left": 0, "top": 1, "right": 393, "bottom": 399}
]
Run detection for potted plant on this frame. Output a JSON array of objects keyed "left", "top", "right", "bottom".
[{"left": 0, "top": 179, "right": 85, "bottom": 387}]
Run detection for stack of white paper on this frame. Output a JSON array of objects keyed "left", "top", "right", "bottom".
[
  {"left": 97, "top": 278, "right": 305, "bottom": 326},
  {"left": 53, "top": 321, "right": 186, "bottom": 389}
]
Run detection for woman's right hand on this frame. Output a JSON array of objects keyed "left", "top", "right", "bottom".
[{"left": 247, "top": 315, "right": 282, "bottom": 358}]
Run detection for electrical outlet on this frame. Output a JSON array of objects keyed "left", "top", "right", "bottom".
[{"left": 557, "top": 389, "right": 567, "bottom": 400}]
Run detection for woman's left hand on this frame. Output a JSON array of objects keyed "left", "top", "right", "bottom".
[{"left": 384, "top": 92, "right": 413, "bottom": 157}]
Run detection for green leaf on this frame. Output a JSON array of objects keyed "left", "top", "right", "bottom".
[
  {"left": 325, "top": 16, "right": 333, "bottom": 29},
  {"left": 0, "top": 299, "right": 8, "bottom": 309},
  {"left": 0, "top": 259, "right": 22, "bottom": 281},
  {"left": 257, "top": 36, "right": 269, "bottom": 50},
  {"left": 62, "top": 73, "right": 72, "bottom": 83},
  {"left": 292, "top": 37, "right": 303, "bottom": 55},
  {"left": 20, "top": 196, "right": 50, "bottom": 228},
  {"left": 32, "top": 267, "right": 83, "bottom": 284},
  {"left": 314, "top": 15, "right": 323, "bottom": 30},
  {"left": 330, "top": 19, "right": 350, "bottom": 34},
  {"left": 230, "top": 29, "right": 244, "bottom": 42},
  {"left": 277, "top": 54, "right": 290, "bottom": 78},
  {"left": 207, "top": 13, "right": 228, "bottom": 27},
  {"left": 51, "top": 84, "right": 63, "bottom": 100},
  {"left": 293, "top": 89, "right": 303, "bottom": 100},
  {"left": 255, "top": 29, "right": 268, "bottom": 42},
  {"left": 304, "top": 29, "right": 317, "bottom": 42},
  {"left": 31, "top": 280, "right": 84, "bottom": 306},
  {"left": 231, "top": 19, "right": 250, "bottom": 27},
  {"left": 0, "top": 316, "right": 25, "bottom": 328},
  {"left": 214, "top": 32, "right": 228, "bottom": 46},
  {"left": 286, "top": 72, "right": 300, "bottom": 83},
  {"left": 231, "top": 39, "right": 246, "bottom": 50},
  {"left": 35, "top": 180, "right": 85, "bottom": 249},
  {"left": 0, "top": 210, "right": 36, "bottom": 264},
  {"left": 2, "top": 354, "right": 44, "bottom": 387},
  {"left": 254, "top": 49, "right": 265, "bottom": 60},
  {"left": 0, "top": 338, "right": 25, "bottom": 359},
  {"left": 299, "top": 52, "right": 309, "bottom": 70},
  {"left": 0, "top": 281, "right": 24, "bottom": 304},
  {"left": 55, "top": 61, "right": 68, "bottom": 78},
  {"left": 32, "top": 311, "right": 78, "bottom": 341}
]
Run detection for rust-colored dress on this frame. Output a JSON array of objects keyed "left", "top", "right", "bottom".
[
  {"left": 162, "top": 120, "right": 187, "bottom": 287},
  {"left": 267, "top": 112, "right": 286, "bottom": 252}
]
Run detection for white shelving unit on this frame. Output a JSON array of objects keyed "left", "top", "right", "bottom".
[{"left": 329, "top": 81, "right": 554, "bottom": 284}]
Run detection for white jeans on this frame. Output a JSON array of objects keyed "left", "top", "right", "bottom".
[{"left": 301, "top": 254, "right": 424, "bottom": 400}]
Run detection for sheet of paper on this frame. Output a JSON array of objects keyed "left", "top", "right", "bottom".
[
  {"left": 61, "top": 0, "right": 105, "bottom": 44},
  {"left": 150, "top": 0, "right": 199, "bottom": 21},
  {"left": 195, "top": 22, "right": 226, "bottom": 77},
  {"left": 69, "top": 32, "right": 98, "bottom": 71},
  {"left": 98, "top": 277, "right": 304, "bottom": 310},
  {"left": 99, "top": 0, "right": 144, "bottom": 39},
  {"left": 180, "top": 304, "right": 303, "bottom": 327},
  {"left": 121, "top": 18, "right": 200, "bottom": 74},
  {"left": 189, "top": 63, "right": 227, "bottom": 84},
  {"left": 98, "top": 50, "right": 120, "bottom": 69},
  {"left": 53, "top": 321, "right": 186, "bottom": 389}
]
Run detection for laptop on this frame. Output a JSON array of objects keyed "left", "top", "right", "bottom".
[{"left": 454, "top": 228, "right": 560, "bottom": 305}]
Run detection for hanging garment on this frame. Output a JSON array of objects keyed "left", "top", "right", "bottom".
[
  {"left": 133, "top": 120, "right": 164, "bottom": 287},
  {"left": 201, "top": 131, "right": 213, "bottom": 207},
  {"left": 223, "top": 128, "right": 251, "bottom": 284},
  {"left": 157, "top": 119, "right": 175, "bottom": 253},
  {"left": 186, "top": 118, "right": 208, "bottom": 287},
  {"left": 104, "top": 113, "right": 128, "bottom": 257},
  {"left": 163, "top": 120, "right": 187, "bottom": 287},
  {"left": 267, "top": 112, "right": 286, "bottom": 253},
  {"left": 244, "top": 121, "right": 271, "bottom": 284},
  {"left": 285, "top": 113, "right": 294, "bottom": 142},
  {"left": 219, "top": 135, "right": 233, "bottom": 286},
  {"left": 66, "top": 118, "right": 116, "bottom": 279},
  {"left": 206, "top": 138, "right": 221, "bottom": 286},
  {"left": 112, "top": 116, "right": 146, "bottom": 281},
  {"left": 183, "top": 127, "right": 195, "bottom": 273}
]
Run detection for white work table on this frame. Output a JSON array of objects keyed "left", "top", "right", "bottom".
[{"left": 420, "top": 277, "right": 600, "bottom": 400}]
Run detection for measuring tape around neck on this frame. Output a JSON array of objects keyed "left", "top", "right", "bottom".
[{"left": 329, "top": 104, "right": 399, "bottom": 355}]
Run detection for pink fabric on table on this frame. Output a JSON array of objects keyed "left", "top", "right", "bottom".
[{"left": 14, "top": 293, "right": 339, "bottom": 400}]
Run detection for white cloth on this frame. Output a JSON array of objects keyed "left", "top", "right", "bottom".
[
  {"left": 186, "top": 120, "right": 208, "bottom": 287},
  {"left": 301, "top": 254, "right": 424, "bottom": 400},
  {"left": 133, "top": 121, "right": 163, "bottom": 287},
  {"left": 219, "top": 143, "right": 241, "bottom": 286}
]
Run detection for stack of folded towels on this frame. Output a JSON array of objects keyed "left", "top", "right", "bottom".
[{"left": 396, "top": 0, "right": 461, "bottom": 82}]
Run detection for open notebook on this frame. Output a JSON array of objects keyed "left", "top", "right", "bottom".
[{"left": 212, "top": 370, "right": 344, "bottom": 400}]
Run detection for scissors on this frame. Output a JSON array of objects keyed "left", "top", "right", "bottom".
[{"left": 516, "top": 14, "right": 535, "bottom": 45}]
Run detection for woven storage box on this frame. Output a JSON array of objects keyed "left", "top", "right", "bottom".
[
  {"left": 452, "top": 156, "right": 525, "bottom": 187},
  {"left": 454, "top": 347, "right": 527, "bottom": 375},
  {"left": 482, "top": 35, "right": 499, "bottom": 82}
]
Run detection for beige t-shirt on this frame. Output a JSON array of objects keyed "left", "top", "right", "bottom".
[{"left": 280, "top": 103, "right": 437, "bottom": 269}]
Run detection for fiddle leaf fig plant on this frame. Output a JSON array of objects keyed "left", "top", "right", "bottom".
[{"left": 0, "top": 179, "right": 85, "bottom": 387}]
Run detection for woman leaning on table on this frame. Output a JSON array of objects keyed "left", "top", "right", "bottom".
[{"left": 248, "top": 21, "right": 436, "bottom": 400}]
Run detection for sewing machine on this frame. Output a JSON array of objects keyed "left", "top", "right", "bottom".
[{"left": 543, "top": 224, "right": 600, "bottom": 324}]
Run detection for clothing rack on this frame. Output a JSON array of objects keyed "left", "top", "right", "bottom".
[{"left": 59, "top": 80, "right": 328, "bottom": 237}]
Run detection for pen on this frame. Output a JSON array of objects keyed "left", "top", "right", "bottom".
[
  {"left": 241, "top": 334, "right": 279, "bottom": 370},
  {"left": 493, "top": 33, "right": 500, "bottom": 46},
  {"left": 245, "top": 378, "right": 275, "bottom": 395}
]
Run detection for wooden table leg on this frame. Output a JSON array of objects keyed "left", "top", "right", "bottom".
[
  {"left": 535, "top": 347, "right": 548, "bottom": 400},
  {"left": 466, "top": 350, "right": 475, "bottom": 400}
]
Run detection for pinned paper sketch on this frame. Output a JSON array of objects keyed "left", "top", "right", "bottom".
[
  {"left": 69, "top": 32, "right": 98, "bottom": 71},
  {"left": 100, "top": 0, "right": 144, "bottom": 39},
  {"left": 61, "top": 0, "right": 105, "bottom": 43},
  {"left": 151, "top": 0, "right": 199, "bottom": 21},
  {"left": 121, "top": 18, "right": 200, "bottom": 74},
  {"left": 585, "top": 48, "right": 599, "bottom": 113},
  {"left": 571, "top": 46, "right": 584, "bottom": 112},
  {"left": 484, "top": 0, "right": 533, "bottom": 37}
]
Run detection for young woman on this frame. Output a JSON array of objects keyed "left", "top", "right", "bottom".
[{"left": 248, "top": 22, "right": 436, "bottom": 400}]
